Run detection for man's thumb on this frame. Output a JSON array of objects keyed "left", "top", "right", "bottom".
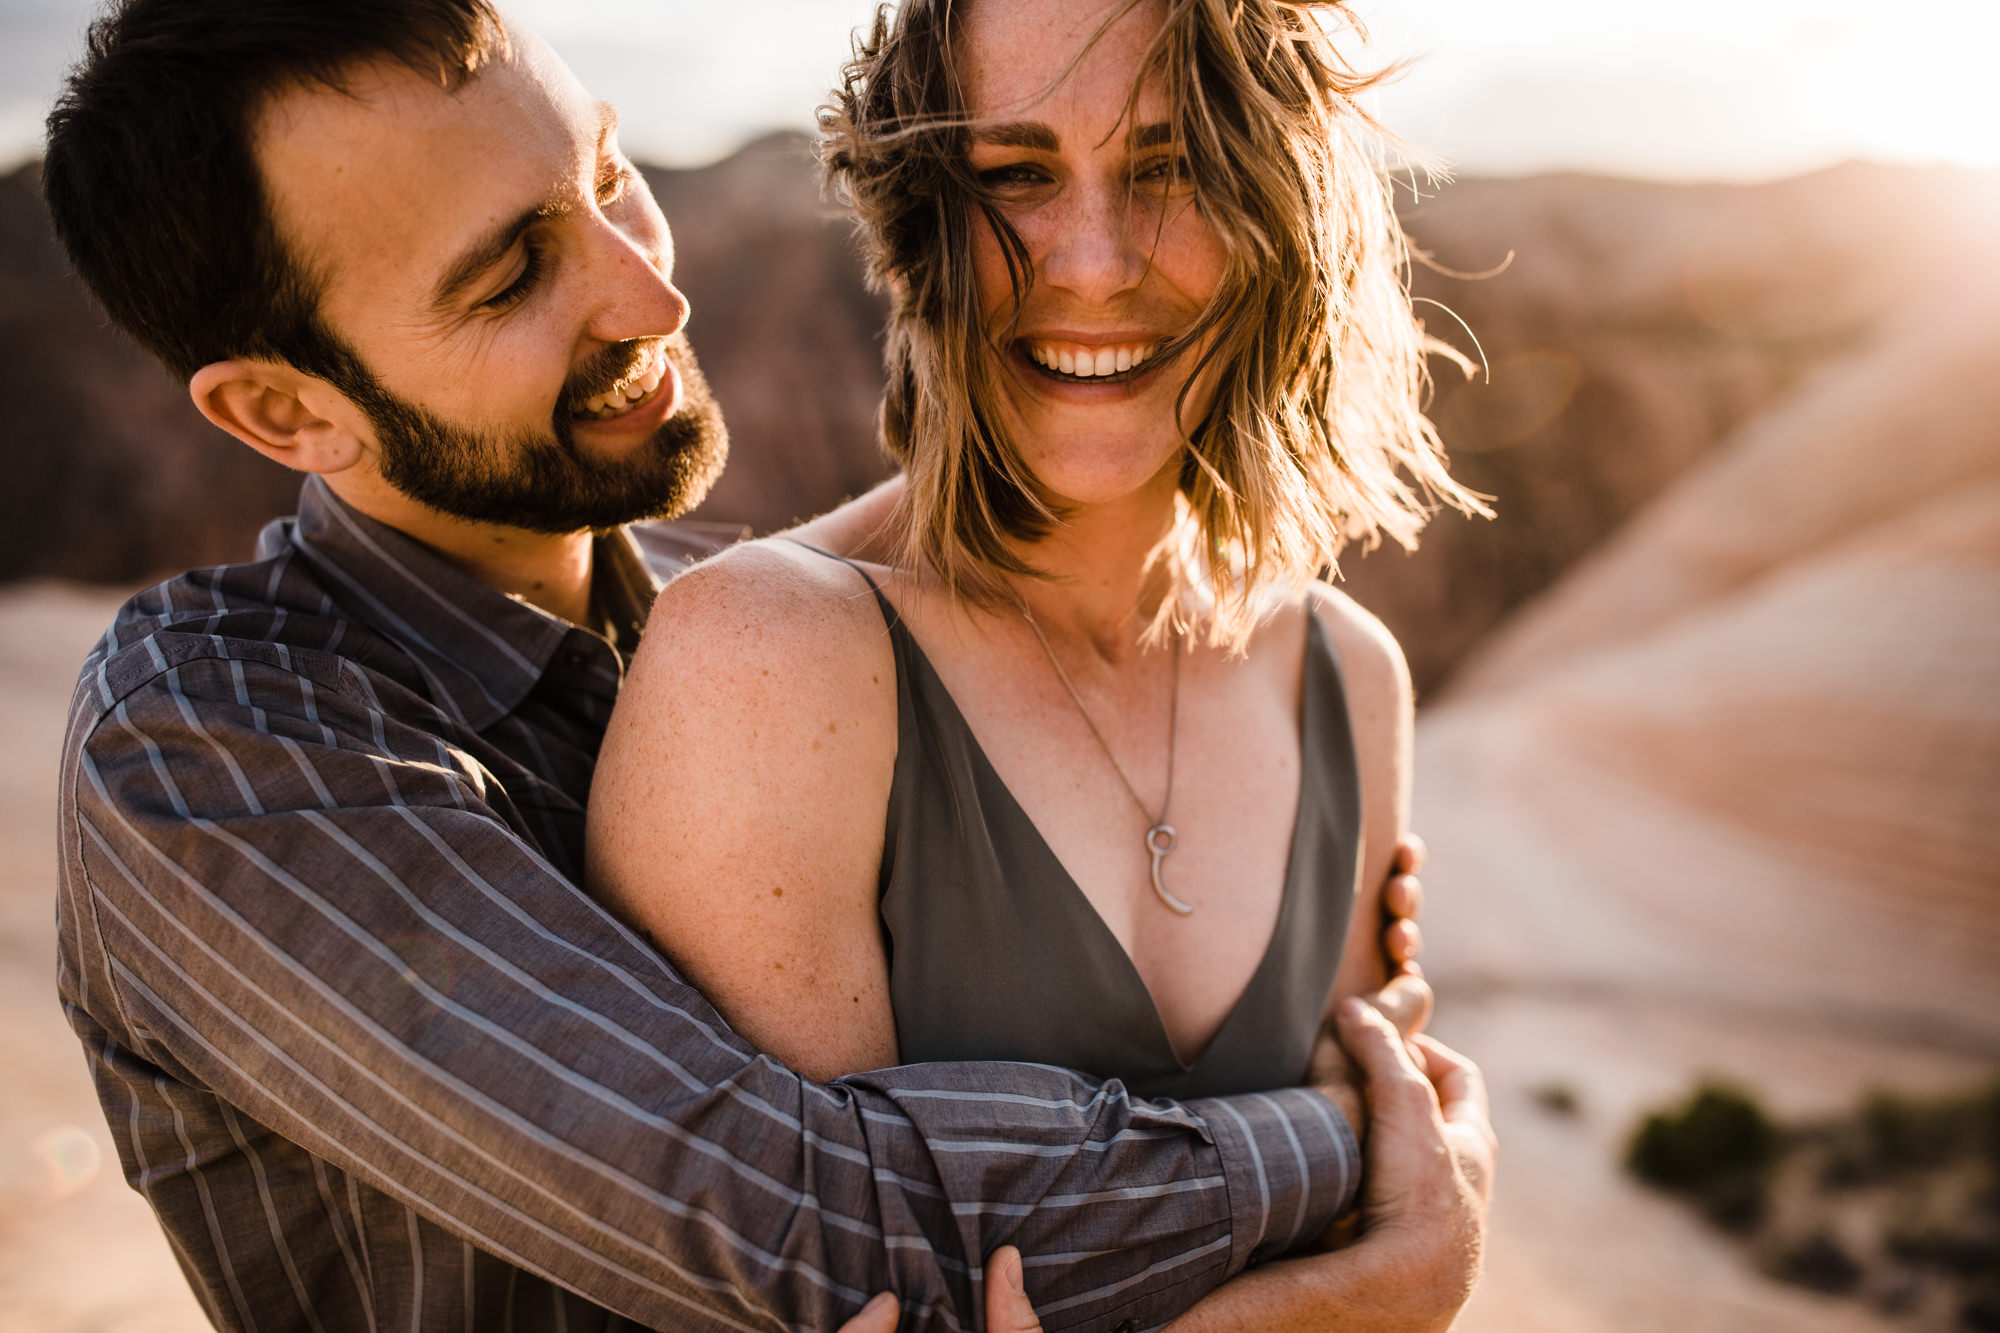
[
  {"left": 1334, "top": 997, "right": 1425, "bottom": 1089},
  {"left": 984, "top": 1246, "right": 1045, "bottom": 1332}
]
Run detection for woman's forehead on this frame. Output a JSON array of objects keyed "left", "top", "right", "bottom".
[{"left": 959, "top": 0, "right": 1171, "bottom": 128}]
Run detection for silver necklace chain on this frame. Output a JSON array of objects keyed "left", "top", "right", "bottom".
[{"left": 1020, "top": 608, "right": 1196, "bottom": 916}]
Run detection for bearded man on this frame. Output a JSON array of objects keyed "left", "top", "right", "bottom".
[{"left": 43, "top": 1, "right": 1492, "bottom": 1328}]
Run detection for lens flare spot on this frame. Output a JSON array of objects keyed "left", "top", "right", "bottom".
[{"left": 33, "top": 1125, "right": 103, "bottom": 1199}]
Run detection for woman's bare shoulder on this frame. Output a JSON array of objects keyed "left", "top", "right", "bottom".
[
  {"left": 589, "top": 539, "right": 903, "bottom": 1078},
  {"left": 1301, "top": 582, "right": 1413, "bottom": 722},
  {"left": 620, "top": 539, "right": 896, "bottom": 723},
  {"left": 593, "top": 536, "right": 899, "bottom": 861}
]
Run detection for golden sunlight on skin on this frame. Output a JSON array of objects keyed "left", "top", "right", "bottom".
[
  {"left": 254, "top": 26, "right": 689, "bottom": 471},
  {"left": 960, "top": 0, "right": 1228, "bottom": 509}
]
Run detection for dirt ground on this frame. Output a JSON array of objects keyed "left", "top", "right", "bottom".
[{"left": 0, "top": 581, "right": 210, "bottom": 1331}]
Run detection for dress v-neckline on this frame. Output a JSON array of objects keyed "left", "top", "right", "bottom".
[{"left": 888, "top": 611, "right": 1322, "bottom": 1075}]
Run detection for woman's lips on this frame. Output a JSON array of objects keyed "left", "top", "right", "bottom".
[{"left": 1014, "top": 335, "right": 1178, "bottom": 389}]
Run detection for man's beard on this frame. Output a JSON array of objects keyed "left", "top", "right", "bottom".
[{"left": 354, "top": 335, "right": 728, "bottom": 535}]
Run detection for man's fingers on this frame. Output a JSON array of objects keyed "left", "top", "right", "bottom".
[
  {"left": 984, "top": 1246, "right": 1045, "bottom": 1333},
  {"left": 1411, "top": 1034, "right": 1498, "bottom": 1200},
  {"left": 1367, "top": 972, "right": 1434, "bottom": 1038},
  {"left": 1335, "top": 998, "right": 1434, "bottom": 1107},
  {"left": 1411, "top": 1034, "right": 1490, "bottom": 1126},
  {"left": 836, "top": 1291, "right": 899, "bottom": 1333},
  {"left": 1393, "top": 832, "right": 1427, "bottom": 876}
]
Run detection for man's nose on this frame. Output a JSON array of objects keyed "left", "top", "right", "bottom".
[
  {"left": 1036, "top": 185, "right": 1146, "bottom": 307},
  {"left": 581, "top": 216, "right": 690, "bottom": 345}
]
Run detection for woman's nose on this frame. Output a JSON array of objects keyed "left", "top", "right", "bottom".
[{"left": 1035, "top": 186, "right": 1147, "bottom": 307}]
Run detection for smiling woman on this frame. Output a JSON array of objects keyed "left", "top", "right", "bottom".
[
  {"left": 822, "top": 0, "right": 1487, "bottom": 649},
  {"left": 589, "top": 14, "right": 1461, "bottom": 1329}
]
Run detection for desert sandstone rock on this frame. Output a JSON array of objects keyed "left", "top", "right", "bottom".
[{"left": 1417, "top": 204, "right": 2000, "bottom": 1332}]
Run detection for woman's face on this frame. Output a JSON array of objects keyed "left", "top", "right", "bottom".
[{"left": 959, "top": 0, "right": 1228, "bottom": 509}]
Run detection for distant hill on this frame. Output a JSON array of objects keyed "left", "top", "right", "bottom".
[{"left": 2, "top": 140, "right": 1991, "bottom": 689}]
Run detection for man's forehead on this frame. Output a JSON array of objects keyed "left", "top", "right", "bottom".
[{"left": 252, "top": 30, "right": 599, "bottom": 315}]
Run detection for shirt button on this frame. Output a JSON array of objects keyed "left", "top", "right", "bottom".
[
  {"left": 564, "top": 649, "right": 590, "bottom": 671},
  {"left": 1114, "top": 1321, "right": 1138, "bottom": 1333}
]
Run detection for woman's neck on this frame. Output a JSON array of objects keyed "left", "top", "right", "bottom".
[{"left": 1001, "top": 471, "right": 1182, "bottom": 666}]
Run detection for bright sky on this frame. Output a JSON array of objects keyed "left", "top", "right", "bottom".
[{"left": 3, "top": 0, "right": 1996, "bottom": 180}]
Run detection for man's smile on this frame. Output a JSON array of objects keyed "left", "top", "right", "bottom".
[{"left": 572, "top": 339, "right": 675, "bottom": 421}]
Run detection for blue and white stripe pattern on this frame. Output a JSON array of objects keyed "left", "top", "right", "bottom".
[{"left": 54, "top": 475, "right": 1359, "bottom": 1331}]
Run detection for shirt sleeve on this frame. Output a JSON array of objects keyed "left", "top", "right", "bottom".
[{"left": 58, "top": 648, "right": 1359, "bottom": 1332}]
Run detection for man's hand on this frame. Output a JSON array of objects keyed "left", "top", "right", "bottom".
[
  {"left": 1152, "top": 1002, "right": 1494, "bottom": 1333},
  {"left": 838, "top": 1246, "right": 1045, "bottom": 1333},
  {"left": 1323, "top": 999, "right": 1496, "bottom": 1328}
]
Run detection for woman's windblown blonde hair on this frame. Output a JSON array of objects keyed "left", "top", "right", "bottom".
[{"left": 822, "top": 0, "right": 1486, "bottom": 649}]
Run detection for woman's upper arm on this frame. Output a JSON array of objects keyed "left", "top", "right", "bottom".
[
  {"left": 586, "top": 543, "right": 901, "bottom": 1079},
  {"left": 1310, "top": 586, "right": 1414, "bottom": 1004}
]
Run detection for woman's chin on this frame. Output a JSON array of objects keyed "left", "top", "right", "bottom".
[{"left": 1008, "top": 431, "right": 1186, "bottom": 512}]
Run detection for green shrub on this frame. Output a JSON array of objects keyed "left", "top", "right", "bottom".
[
  {"left": 1765, "top": 1231, "right": 1861, "bottom": 1294},
  {"left": 1626, "top": 1081, "right": 1779, "bottom": 1231}
]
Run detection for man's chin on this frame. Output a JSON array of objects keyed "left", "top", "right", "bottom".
[
  {"left": 613, "top": 414, "right": 729, "bottom": 530},
  {"left": 365, "top": 338, "right": 730, "bottom": 535}
]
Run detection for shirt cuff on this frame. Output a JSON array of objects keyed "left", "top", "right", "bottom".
[{"left": 1188, "top": 1087, "right": 1362, "bottom": 1275}]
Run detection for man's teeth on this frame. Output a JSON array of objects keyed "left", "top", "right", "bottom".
[
  {"left": 1026, "top": 341, "right": 1157, "bottom": 379},
  {"left": 577, "top": 346, "right": 668, "bottom": 419}
]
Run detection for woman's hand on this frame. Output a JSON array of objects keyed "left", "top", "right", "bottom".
[
  {"left": 1308, "top": 831, "right": 1434, "bottom": 1108},
  {"left": 837, "top": 1246, "right": 1045, "bottom": 1333}
]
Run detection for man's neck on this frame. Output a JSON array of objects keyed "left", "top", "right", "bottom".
[{"left": 322, "top": 472, "right": 598, "bottom": 627}]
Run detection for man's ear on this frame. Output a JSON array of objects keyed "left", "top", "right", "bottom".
[{"left": 188, "top": 359, "right": 369, "bottom": 475}]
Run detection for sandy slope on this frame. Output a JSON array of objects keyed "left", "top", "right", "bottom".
[
  {"left": 0, "top": 581, "right": 209, "bottom": 1331},
  {"left": 1418, "top": 226, "right": 2000, "bottom": 1331}
]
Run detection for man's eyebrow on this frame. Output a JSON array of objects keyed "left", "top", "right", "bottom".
[
  {"left": 428, "top": 102, "right": 622, "bottom": 312},
  {"left": 430, "top": 200, "right": 564, "bottom": 311}
]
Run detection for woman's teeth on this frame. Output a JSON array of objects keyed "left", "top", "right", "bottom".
[
  {"left": 576, "top": 346, "right": 668, "bottom": 420},
  {"left": 1026, "top": 341, "right": 1157, "bottom": 379}
]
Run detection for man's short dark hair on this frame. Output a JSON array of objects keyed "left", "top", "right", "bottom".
[{"left": 43, "top": 0, "right": 504, "bottom": 384}]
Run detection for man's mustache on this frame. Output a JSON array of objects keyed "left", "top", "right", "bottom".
[{"left": 556, "top": 336, "right": 676, "bottom": 417}]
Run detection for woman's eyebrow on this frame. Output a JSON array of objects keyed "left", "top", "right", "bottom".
[
  {"left": 969, "top": 120, "right": 1176, "bottom": 150},
  {"left": 972, "top": 122, "right": 1059, "bottom": 150}
]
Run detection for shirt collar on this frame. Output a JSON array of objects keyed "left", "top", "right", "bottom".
[{"left": 283, "top": 476, "right": 663, "bottom": 733}]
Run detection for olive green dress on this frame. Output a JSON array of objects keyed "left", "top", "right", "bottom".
[{"left": 808, "top": 548, "right": 1362, "bottom": 1100}]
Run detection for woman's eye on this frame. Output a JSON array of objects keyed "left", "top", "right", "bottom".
[
  {"left": 1137, "top": 156, "right": 1192, "bottom": 187},
  {"left": 481, "top": 242, "right": 547, "bottom": 312},
  {"left": 977, "top": 163, "right": 1049, "bottom": 189}
]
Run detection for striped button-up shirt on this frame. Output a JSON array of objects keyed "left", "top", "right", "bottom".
[{"left": 55, "top": 475, "right": 1359, "bottom": 1332}]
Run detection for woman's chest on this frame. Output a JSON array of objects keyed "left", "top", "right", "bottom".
[{"left": 908, "top": 613, "right": 1312, "bottom": 1061}]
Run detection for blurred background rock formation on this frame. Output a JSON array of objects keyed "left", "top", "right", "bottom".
[{"left": 3, "top": 139, "right": 1996, "bottom": 1330}]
